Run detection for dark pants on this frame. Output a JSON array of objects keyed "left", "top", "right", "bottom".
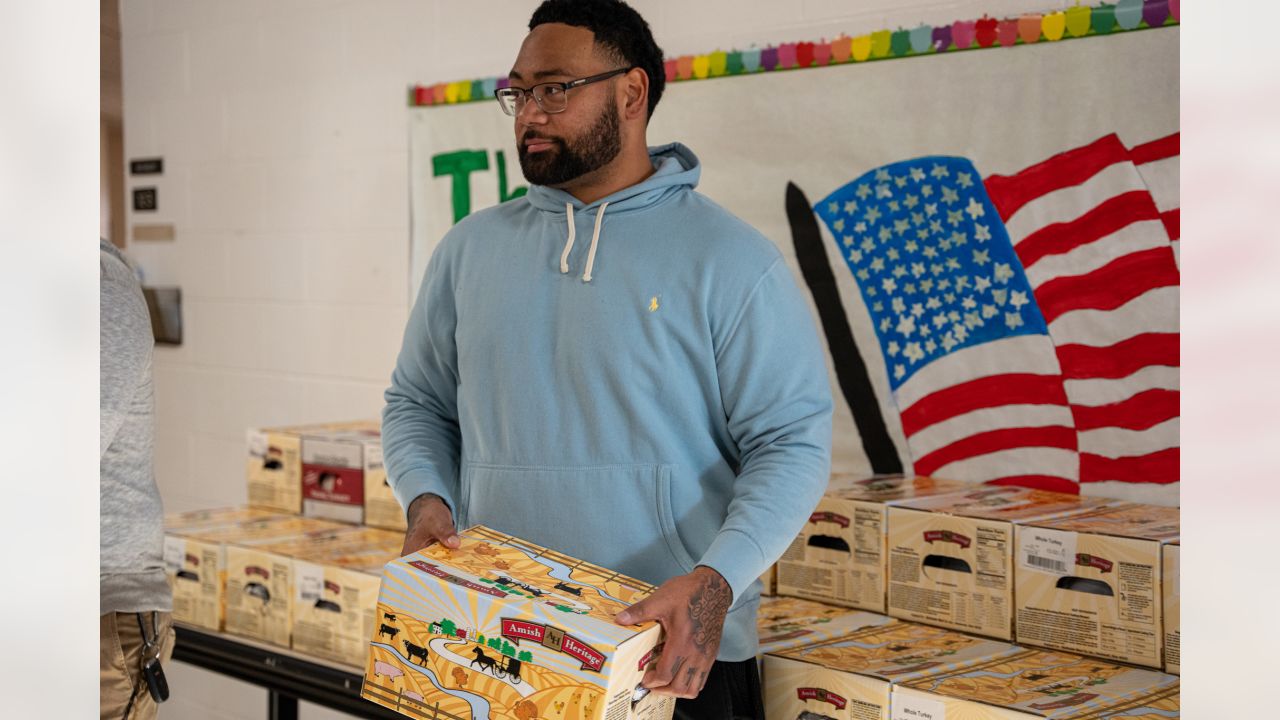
[{"left": 673, "top": 658, "right": 764, "bottom": 720}]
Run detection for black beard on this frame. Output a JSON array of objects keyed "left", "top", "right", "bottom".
[{"left": 518, "top": 103, "right": 622, "bottom": 187}]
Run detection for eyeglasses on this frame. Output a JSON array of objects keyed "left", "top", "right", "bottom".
[{"left": 495, "top": 68, "right": 632, "bottom": 116}]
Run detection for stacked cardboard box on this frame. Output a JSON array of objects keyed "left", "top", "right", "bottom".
[
  {"left": 246, "top": 420, "right": 407, "bottom": 531},
  {"left": 886, "top": 487, "right": 1114, "bottom": 640},
  {"left": 166, "top": 509, "right": 345, "bottom": 632},
  {"left": 890, "top": 647, "right": 1178, "bottom": 719},
  {"left": 165, "top": 506, "right": 283, "bottom": 529},
  {"left": 777, "top": 475, "right": 968, "bottom": 612},
  {"left": 162, "top": 508, "right": 291, "bottom": 631},
  {"left": 245, "top": 526, "right": 402, "bottom": 666},
  {"left": 1163, "top": 540, "right": 1179, "bottom": 674},
  {"left": 757, "top": 595, "right": 895, "bottom": 658},
  {"left": 363, "top": 525, "right": 675, "bottom": 720},
  {"left": 1014, "top": 503, "right": 1179, "bottom": 669},
  {"left": 299, "top": 425, "right": 382, "bottom": 525},
  {"left": 765, "top": 620, "right": 1021, "bottom": 720},
  {"left": 219, "top": 517, "right": 354, "bottom": 646},
  {"left": 246, "top": 421, "right": 378, "bottom": 515},
  {"left": 360, "top": 439, "right": 407, "bottom": 532}
]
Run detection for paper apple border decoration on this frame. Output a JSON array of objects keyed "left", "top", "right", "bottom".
[{"left": 410, "top": 1, "right": 1179, "bottom": 107}]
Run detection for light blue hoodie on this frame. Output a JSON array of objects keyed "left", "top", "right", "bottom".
[{"left": 383, "top": 143, "right": 832, "bottom": 661}]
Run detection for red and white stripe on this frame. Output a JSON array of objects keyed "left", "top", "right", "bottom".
[
  {"left": 984, "top": 134, "right": 1180, "bottom": 499},
  {"left": 893, "top": 334, "right": 1080, "bottom": 494},
  {"left": 1129, "top": 133, "right": 1180, "bottom": 267}
]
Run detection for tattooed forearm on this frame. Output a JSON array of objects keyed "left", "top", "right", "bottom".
[{"left": 687, "top": 570, "right": 731, "bottom": 652}]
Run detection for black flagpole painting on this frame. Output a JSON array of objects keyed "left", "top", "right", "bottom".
[{"left": 786, "top": 181, "right": 904, "bottom": 475}]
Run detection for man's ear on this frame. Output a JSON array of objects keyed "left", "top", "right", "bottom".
[{"left": 621, "top": 67, "right": 649, "bottom": 122}]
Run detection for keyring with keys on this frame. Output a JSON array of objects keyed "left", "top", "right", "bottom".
[{"left": 135, "top": 612, "right": 169, "bottom": 704}]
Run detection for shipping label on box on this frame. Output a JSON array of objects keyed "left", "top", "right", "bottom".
[
  {"left": 778, "top": 475, "right": 969, "bottom": 612},
  {"left": 757, "top": 596, "right": 895, "bottom": 658},
  {"left": 1014, "top": 504, "right": 1178, "bottom": 668},
  {"left": 362, "top": 525, "right": 675, "bottom": 720},
  {"left": 890, "top": 648, "right": 1177, "bottom": 720},
  {"left": 886, "top": 487, "right": 1112, "bottom": 640},
  {"left": 765, "top": 621, "right": 1020, "bottom": 720},
  {"left": 362, "top": 440, "right": 408, "bottom": 532},
  {"left": 221, "top": 517, "right": 352, "bottom": 647},
  {"left": 1163, "top": 542, "right": 1179, "bottom": 674},
  {"left": 256, "top": 527, "right": 403, "bottom": 667}
]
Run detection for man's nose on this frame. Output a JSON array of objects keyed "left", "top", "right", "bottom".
[{"left": 517, "top": 95, "right": 549, "bottom": 124}]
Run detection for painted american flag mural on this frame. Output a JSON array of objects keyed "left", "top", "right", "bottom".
[
  {"left": 1130, "top": 133, "right": 1181, "bottom": 267},
  {"left": 811, "top": 134, "right": 1179, "bottom": 496},
  {"left": 410, "top": 24, "right": 1179, "bottom": 502}
]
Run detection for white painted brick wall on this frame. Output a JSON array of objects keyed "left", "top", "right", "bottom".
[{"left": 119, "top": 1, "right": 1057, "bottom": 716}]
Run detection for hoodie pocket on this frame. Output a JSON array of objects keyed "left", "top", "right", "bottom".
[{"left": 460, "top": 462, "right": 698, "bottom": 587}]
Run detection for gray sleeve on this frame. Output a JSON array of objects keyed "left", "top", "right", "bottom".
[{"left": 100, "top": 257, "right": 154, "bottom": 458}]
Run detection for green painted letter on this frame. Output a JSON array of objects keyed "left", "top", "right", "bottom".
[{"left": 433, "top": 149, "right": 490, "bottom": 223}]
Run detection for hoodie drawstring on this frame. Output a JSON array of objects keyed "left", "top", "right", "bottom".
[
  {"left": 559, "top": 201, "right": 610, "bottom": 283},
  {"left": 582, "top": 201, "right": 609, "bottom": 283},
  {"left": 559, "top": 202, "right": 576, "bottom": 274}
]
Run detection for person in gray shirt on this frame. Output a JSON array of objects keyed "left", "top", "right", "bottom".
[{"left": 100, "top": 238, "right": 173, "bottom": 719}]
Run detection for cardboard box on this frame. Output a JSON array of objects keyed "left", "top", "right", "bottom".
[
  {"left": 765, "top": 621, "right": 1021, "bottom": 720},
  {"left": 164, "top": 505, "right": 282, "bottom": 530},
  {"left": 362, "top": 525, "right": 675, "bottom": 720},
  {"left": 361, "top": 438, "right": 408, "bottom": 532},
  {"left": 246, "top": 420, "right": 378, "bottom": 515},
  {"left": 890, "top": 648, "right": 1177, "bottom": 719},
  {"left": 777, "top": 475, "right": 969, "bottom": 612},
  {"left": 247, "top": 426, "right": 305, "bottom": 514},
  {"left": 220, "top": 517, "right": 353, "bottom": 647},
  {"left": 1014, "top": 504, "right": 1179, "bottom": 668},
  {"left": 163, "top": 510, "right": 291, "bottom": 631},
  {"left": 886, "top": 487, "right": 1113, "bottom": 640},
  {"left": 1163, "top": 541, "right": 1179, "bottom": 674},
  {"left": 757, "top": 596, "right": 895, "bottom": 659},
  {"left": 253, "top": 527, "right": 403, "bottom": 667},
  {"left": 1068, "top": 683, "right": 1178, "bottom": 719},
  {"left": 301, "top": 426, "right": 383, "bottom": 525}
]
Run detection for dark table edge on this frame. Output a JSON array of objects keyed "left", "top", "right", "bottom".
[{"left": 172, "top": 624, "right": 404, "bottom": 720}]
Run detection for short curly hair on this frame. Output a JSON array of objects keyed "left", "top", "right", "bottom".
[{"left": 529, "top": 0, "right": 666, "bottom": 121}]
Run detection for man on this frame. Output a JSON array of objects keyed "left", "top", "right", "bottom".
[
  {"left": 383, "top": 1, "right": 831, "bottom": 716},
  {"left": 101, "top": 238, "right": 173, "bottom": 719}
]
